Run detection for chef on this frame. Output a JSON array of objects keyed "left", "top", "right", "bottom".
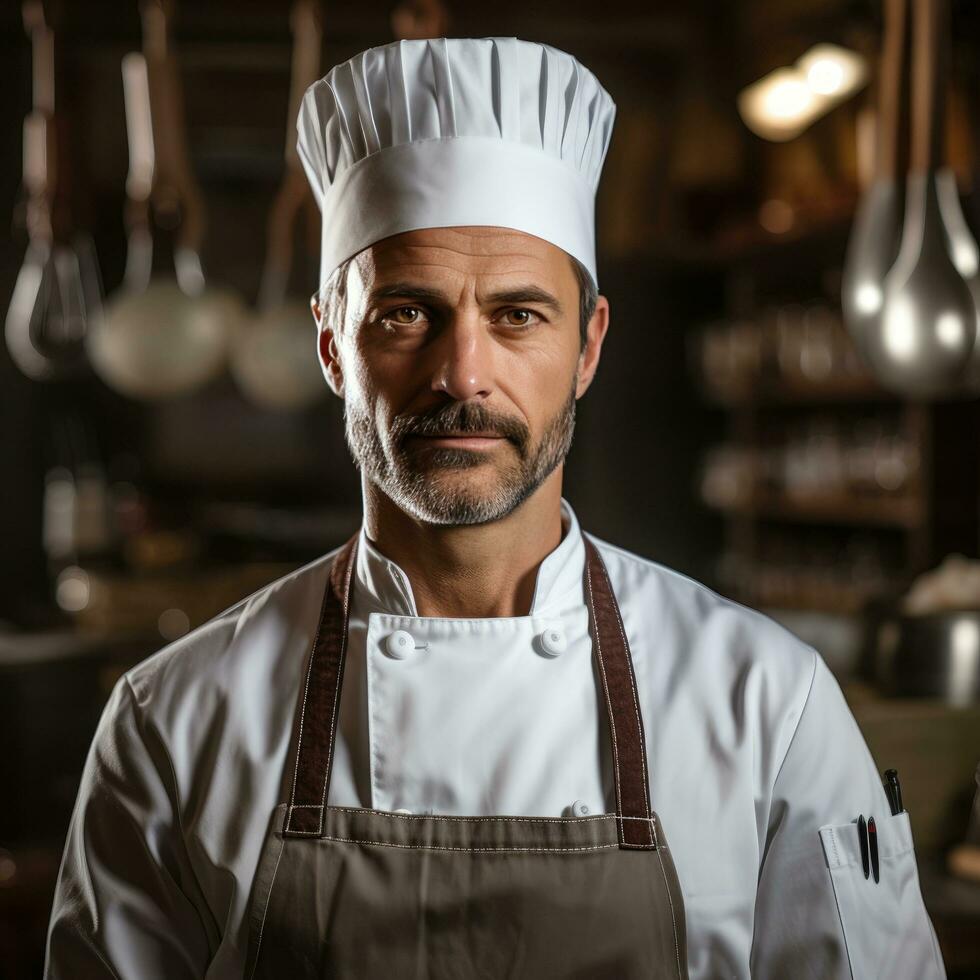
[{"left": 46, "top": 37, "right": 945, "bottom": 980}]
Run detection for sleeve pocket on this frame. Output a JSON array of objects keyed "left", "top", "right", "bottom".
[{"left": 818, "top": 812, "right": 946, "bottom": 980}]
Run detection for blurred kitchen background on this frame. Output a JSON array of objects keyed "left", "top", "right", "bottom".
[{"left": 3, "top": 0, "right": 980, "bottom": 975}]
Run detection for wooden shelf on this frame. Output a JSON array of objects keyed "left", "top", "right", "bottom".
[
  {"left": 712, "top": 491, "right": 923, "bottom": 529},
  {"left": 702, "top": 374, "right": 898, "bottom": 407},
  {"left": 659, "top": 208, "right": 856, "bottom": 267},
  {"left": 692, "top": 217, "right": 980, "bottom": 617}
]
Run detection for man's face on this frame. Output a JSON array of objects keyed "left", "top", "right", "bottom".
[{"left": 315, "top": 226, "right": 608, "bottom": 526}]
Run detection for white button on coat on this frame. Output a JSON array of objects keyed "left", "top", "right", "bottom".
[
  {"left": 385, "top": 630, "right": 415, "bottom": 659},
  {"left": 570, "top": 799, "right": 591, "bottom": 817},
  {"left": 539, "top": 627, "right": 568, "bottom": 657}
]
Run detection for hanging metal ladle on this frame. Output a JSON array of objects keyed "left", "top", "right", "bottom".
[
  {"left": 841, "top": 0, "right": 907, "bottom": 356},
  {"left": 865, "top": 0, "right": 977, "bottom": 398},
  {"left": 85, "top": 0, "right": 244, "bottom": 401},
  {"left": 936, "top": 165, "right": 980, "bottom": 394},
  {"left": 5, "top": 1, "right": 104, "bottom": 382}
]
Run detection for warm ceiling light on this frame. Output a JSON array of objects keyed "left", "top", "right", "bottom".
[
  {"left": 764, "top": 71, "right": 814, "bottom": 119},
  {"left": 738, "top": 44, "right": 868, "bottom": 142},
  {"left": 797, "top": 43, "right": 867, "bottom": 98},
  {"left": 807, "top": 57, "right": 845, "bottom": 95},
  {"left": 738, "top": 67, "right": 815, "bottom": 142}
]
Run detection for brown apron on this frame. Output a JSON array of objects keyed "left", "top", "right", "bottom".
[{"left": 244, "top": 533, "right": 689, "bottom": 979}]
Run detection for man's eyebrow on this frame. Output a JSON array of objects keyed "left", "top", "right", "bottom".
[
  {"left": 369, "top": 283, "right": 450, "bottom": 306},
  {"left": 368, "top": 282, "right": 565, "bottom": 316},
  {"left": 482, "top": 286, "right": 564, "bottom": 316}
]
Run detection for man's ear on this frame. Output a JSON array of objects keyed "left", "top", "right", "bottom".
[
  {"left": 312, "top": 298, "right": 345, "bottom": 398},
  {"left": 575, "top": 294, "right": 610, "bottom": 398}
]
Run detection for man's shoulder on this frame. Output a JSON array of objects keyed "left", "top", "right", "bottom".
[
  {"left": 123, "top": 546, "right": 343, "bottom": 717},
  {"left": 587, "top": 532, "right": 818, "bottom": 695}
]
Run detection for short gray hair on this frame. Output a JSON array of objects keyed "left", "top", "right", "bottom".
[
  {"left": 318, "top": 251, "right": 596, "bottom": 349},
  {"left": 569, "top": 256, "right": 597, "bottom": 349}
]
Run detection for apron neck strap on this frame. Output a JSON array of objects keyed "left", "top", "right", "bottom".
[
  {"left": 284, "top": 531, "right": 656, "bottom": 849},
  {"left": 582, "top": 536, "right": 656, "bottom": 847},
  {"left": 283, "top": 533, "right": 358, "bottom": 836}
]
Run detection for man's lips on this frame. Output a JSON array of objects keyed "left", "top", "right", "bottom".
[{"left": 405, "top": 432, "right": 507, "bottom": 450}]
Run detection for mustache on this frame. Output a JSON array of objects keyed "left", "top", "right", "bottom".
[{"left": 390, "top": 401, "right": 529, "bottom": 448}]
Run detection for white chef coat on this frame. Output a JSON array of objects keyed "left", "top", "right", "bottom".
[{"left": 45, "top": 499, "right": 945, "bottom": 979}]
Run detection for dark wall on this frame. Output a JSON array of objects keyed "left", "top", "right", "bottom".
[
  {"left": 1, "top": 33, "right": 47, "bottom": 624},
  {"left": 566, "top": 256, "right": 724, "bottom": 579}
]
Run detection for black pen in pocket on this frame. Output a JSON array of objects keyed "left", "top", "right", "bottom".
[
  {"left": 868, "top": 816, "right": 880, "bottom": 883},
  {"left": 858, "top": 814, "right": 869, "bottom": 879},
  {"left": 884, "top": 768, "right": 904, "bottom": 816}
]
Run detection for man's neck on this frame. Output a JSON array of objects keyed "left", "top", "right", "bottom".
[{"left": 362, "top": 471, "right": 565, "bottom": 618}]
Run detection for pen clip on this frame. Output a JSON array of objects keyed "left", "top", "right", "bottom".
[{"left": 858, "top": 814, "right": 869, "bottom": 879}]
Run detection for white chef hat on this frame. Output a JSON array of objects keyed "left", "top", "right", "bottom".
[{"left": 296, "top": 37, "right": 616, "bottom": 296}]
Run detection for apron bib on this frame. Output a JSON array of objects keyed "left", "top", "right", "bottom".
[{"left": 244, "top": 533, "right": 689, "bottom": 979}]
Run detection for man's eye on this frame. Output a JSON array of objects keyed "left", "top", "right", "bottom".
[
  {"left": 384, "top": 306, "right": 424, "bottom": 325},
  {"left": 501, "top": 309, "right": 537, "bottom": 327}
]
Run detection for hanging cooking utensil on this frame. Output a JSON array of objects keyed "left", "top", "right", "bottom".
[
  {"left": 119, "top": 49, "right": 155, "bottom": 295},
  {"left": 86, "top": 0, "right": 244, "bottom": 401},
  {"left": 841, "top": 0, "right": 907, "bottom": 355},
  {"left": 256, "top": 0, "right": 322, "bottom": 317},
  {"left": 5, "top": 1, "right": 103, "bottom": 382},
  {"left": 870, "top": 0, "right": 976, "bottom": 398},
  {"left": 230, "top": 0, "right": 327, "bottom": 411},
  {"left": 935, "top": 167, "right": 980, "bottom": 393}
]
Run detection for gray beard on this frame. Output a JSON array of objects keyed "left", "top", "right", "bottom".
[{"left": 344, "top": 380, "right": 578, "bottom": 526}]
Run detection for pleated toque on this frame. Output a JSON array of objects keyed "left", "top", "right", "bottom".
[{"left": 297, "top": 37, "right": 616, "bottom": 294}]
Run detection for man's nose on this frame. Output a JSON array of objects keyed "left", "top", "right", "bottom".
[{"left": 430, "top": 314, "right": 494, "bottom": 401}]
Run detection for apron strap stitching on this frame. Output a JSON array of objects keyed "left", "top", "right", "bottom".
[
  {"left": 584, "top": 548, "right": 625, "bottom": 837},
  {"left": 285, "top": 573, "right": 332, "bottom": 821},
  {"left": 593, "top": 545, "right": 655, "bottom": 838},
  {"left": 585, "top": 538, "right": 656, "bottom": 848},
  {"left": 310, "top": 806, "right": 620, "bottom": 822},
  {"left": 313, "top": 835, "right": 623, "bottom": 853},
  {"left": 285, "top": 536, "right": 357, "bottom": 835},
  {"left": 301, "top": 807, "right": 657, "bottom": 824},
  {"left": 282, "top": 833, "right": 665, "bottom": 850},
  {"left": 296, "top": 806, "right": 659, "bottom": 842},
  {"left": 314, "top": 538, "right": 358, "bottom": 834}
]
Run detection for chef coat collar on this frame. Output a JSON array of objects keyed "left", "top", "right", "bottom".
[{"left": 354, "top": 498, "right": 585, "bottom": 618}]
